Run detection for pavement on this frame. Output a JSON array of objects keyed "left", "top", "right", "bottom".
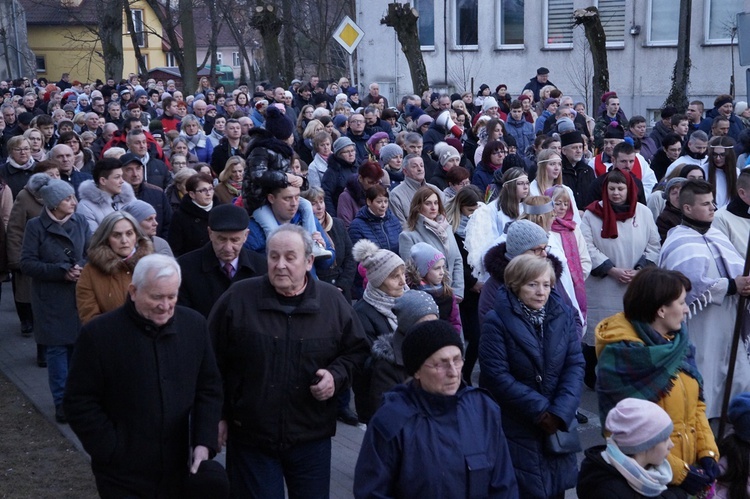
[{"left": 0, "top": 281, "right": 604, "bottom": 497}]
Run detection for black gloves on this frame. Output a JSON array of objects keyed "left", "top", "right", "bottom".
[{"left": 679, "top": 465, "right": 713, "bottom": 495}]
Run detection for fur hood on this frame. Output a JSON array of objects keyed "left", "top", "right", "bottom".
[
  {"left": 78, "top": 179, "right": 135, "bottom": 207},
  {"left": 371, "top": 332, "right": 396, "bottom": 363},
  {"left": 87, "top": 236, "right": 153, "bottom": 275},
  {"left": 483, "top": 242, "right": 564, "bottom": 283}
]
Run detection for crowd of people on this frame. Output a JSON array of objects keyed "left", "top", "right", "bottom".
[{"left": 3, "top": 67, "right": 750, "bottom": 497}]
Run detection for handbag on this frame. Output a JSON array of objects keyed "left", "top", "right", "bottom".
[{"left": 544, "top": 418, "right": 582, "bottom": 455}]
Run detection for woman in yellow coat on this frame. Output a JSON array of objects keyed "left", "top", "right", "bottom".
[
  {"left": 595, "top": 267, "right": 720, "bottom": 496},
  {"left": 76, "top": 211, "right": 153, "bottom": 324}
]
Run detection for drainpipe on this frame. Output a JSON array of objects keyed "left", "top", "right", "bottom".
[
  {"left": 11, "top": 0, "right": 22, "bottom": 77},
  {"left": 443, "top": 0, "right": 448, "bottom": 85}
]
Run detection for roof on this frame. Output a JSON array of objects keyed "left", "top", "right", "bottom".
[{"left": 20, "top": 0, "right": 99, "bottom": 25}]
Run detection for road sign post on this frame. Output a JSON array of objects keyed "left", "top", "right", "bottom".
[{"left": 333, "top": 16, "right": 364, "bottom": 89}]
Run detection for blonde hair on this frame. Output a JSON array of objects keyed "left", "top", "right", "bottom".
[
  {"left": 534, "top": 149, "right": 563, "bottom": 192},
  {"left": 520, "top": 195, "right": 554, "bottom": 232},
  {"left": 219, "top": 156, "right": 246, "bottom": 183},
  {"left": 504, "top": 254, "right": 555, "bottom": 296}
]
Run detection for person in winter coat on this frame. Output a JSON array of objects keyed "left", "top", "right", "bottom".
[
  {"left": 366, "top": 290, "right": 439, "bottom": 418},
  {"left": 471, "top": 140, "right": 508, "bottom": 196},
  {"left": 167, "top": 173, "right": 215, "bottom": 257},
  {"left": 355, "top": 320, "right": 520, "bottom": 499},
  {"left": 348, "top": 184, "right": 402, "bottom": 254},
  {"left": 429, "top": 142, "right": 461, "bottom": 190},
  {"left": 336, "top": 161, "right": 384, "bottom": 229},
  {"left": 64, "top": 255, "right": 224, "bottom": 498},
  {"left": 506, "top": 100, "right": 535, "bottom": 160},
  {"left": 322, "top": 136, "right": 359, "bottom": 216},
  {"left": 121, "top": 200, "right": 173, "bottom": 256},
  {"left": 560, "top": 131, "right": 596, "bottom": 209},
  {"left": 699, "top": 95, "right": 745, "bottom": 142},
  {"left": 75, "top": 158, "right": 135, "bottom": 233},
  {"left": 76, "top": 212, "right": 153, "bottom": 324},
  {"left": 21, "top": 179, "right": 90, "bottom": 423},
  {"left": 715, "top": 393, "right": 750, "bottom": 499},
  {"left": 595, "top": 267, "right": 719, "bottom": 496},
  {"left": 577, "top": 398, "right": 688, "bottom": 499},
  {"left": 479, "top": 254, "right": 584, "bottom": 499},
  {"left": 178, "top": 114, "right": 214, "bottom": 164}
]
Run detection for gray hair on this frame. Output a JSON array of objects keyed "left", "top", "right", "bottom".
[
  {"left": 132, "top": 254, "right": 181, "bottom": 289},
  {"left": 404, "top": 153, "right": 422, "bottom": 167},
  {"left": 266, "top": 224, "right": 313, "bottom": 259},
  {"left": 300, "top": 186, "right": 325, "bottom": 203},
  {"left": 103, "top": 147, "right": 126, "bottom": 159},
  {"left": 689, "top": 130, "right": 709, "bottom": 144},
  {"left": 89, "top": 211, "right": 145, "bottom": 250},
  {"left": 404, "top": 132, "right": 423, "bottom": 145},
  {"left": 181, "top": 114, "right": 199, "bottom": 127}
]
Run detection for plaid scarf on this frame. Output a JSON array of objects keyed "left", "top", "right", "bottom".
[{"left": 596, "top": 319, "right": 703, "bottom": 426}]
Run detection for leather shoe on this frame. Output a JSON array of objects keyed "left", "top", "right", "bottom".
[
  {"left": 576, "top": 411, "right": 589, "bottom": 424},
  {"left": 337, "top": 407, "right": 359, "bottom": 426},
  {"left": 55, "top": 405, "right": 67, "bottom": 424}
]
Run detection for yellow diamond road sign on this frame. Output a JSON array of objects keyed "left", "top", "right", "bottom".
[{"left": 333, "top": 16, "right": 364, "bottom": 55}]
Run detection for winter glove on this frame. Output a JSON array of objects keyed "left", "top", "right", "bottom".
[
  {"left": 699, "top": 456, "right": 721, "bottom": 482},
  {"left": 679, "top": 465, "right": 713, "bottom": 495},
  {"left": 536, "top": 411, "right": 562, "bottom": 435}
]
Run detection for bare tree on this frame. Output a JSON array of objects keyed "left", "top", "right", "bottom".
[
  {"left": 249, "top": 4, "right": 284, "bottom": 86},
  {"left": 123, "top": 0, "right": 148, "bottom": 77},
  {"left": 564, "top": 38, "right": 594, "bottom": 111},
  {"left": 573, "top": 7, "right": 609, "bottom": 108},
  {"left": 448, "top": 51, "right": 484, "bottom": 93},
  {"left": 664, "top": 0, "right": 691, "bottom": 111},
  {"left": 381, "top": 2, "right": 428, "bottom": 95}
]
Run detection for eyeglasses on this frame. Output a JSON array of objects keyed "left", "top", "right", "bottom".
[
  {"left": 423, "top": 358, "right": 464, "bottom": 374},
  {"left": 194, "top": 187, "right": 214, "bottom": 194},
  {"left": 13, "top": 147, "right": 31, "bottom": 152},
  {"left": 711, "top": 152, "right": 726, "bottom": 157},
  {"left": 349, "top": 120, "right": 365, "bottom": 124},
  {"left": 532, "top": 245, "right": 551, "bottom": 256}
]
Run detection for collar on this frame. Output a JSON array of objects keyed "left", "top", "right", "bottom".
[{"left": 681, "top": 214, "right": 712, "bottom": 234}]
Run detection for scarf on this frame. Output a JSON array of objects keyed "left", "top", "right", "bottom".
[
  {"left": 585, "top": 171, "right": 638, "bottom": 238},
  {"left": 456, "top": 214, "right": 470, "bottom": 238},
  {"left": 519, "top": 301, "right": 546, "bottom": 329},
  {"left": 192, "top": 200, "right": 213, "bottom": 212},
  {"left": 421, "top": 214, "right": 450, "bottom": 243},
  {"left": 596, "top": 316, "right": 703, "bottom": 425},
  {"left": 31, "top": 149, "right": 45, "bottom": 162},
  {"left": 594, "top": 154, "right": 644, "bottom": 179},
  {"left": 680, "top": 214, "right": 712, "bottom": 235},
  {"left": 225, "top": 180, "right": 241, "bottom": 197},
  {"left": 362, "top": 285, "right": 399, "bottom": 331},
  {"left": 602, "top": 439, "right": 673, "bottom": 497},
  {"left": 727, "top": 196, "right": 750, "bottom": 219},
  {"left": 182, "top": 131, "right": 207, "bottom": 150},
  {"left": 9, "top": 157, "right": 35, "bottom": 171},
  {"left": 73, "top": 151, "right": 85, "bottom": 171},
  {"left": 550, "top": 216, "right": 587, "bottom": 318},
  {"left": 45, "top": 207, "right": 73, "bottom": 225}
]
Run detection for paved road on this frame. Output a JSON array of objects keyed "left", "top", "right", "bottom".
[{"left": 0, "top": 281, "right": 603, "bottom": 497}]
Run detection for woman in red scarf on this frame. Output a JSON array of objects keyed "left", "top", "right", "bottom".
[{"left": 580, "top": 170, "right": 661, "bottom": 388}]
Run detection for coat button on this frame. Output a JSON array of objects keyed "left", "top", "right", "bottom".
[{"left": 535, "top": 375, "right": 542, "bottom": 383}]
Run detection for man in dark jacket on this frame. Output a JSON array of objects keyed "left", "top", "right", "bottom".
[
  {"left": 64, "top": 254, "right": 224, "bottom": 498},
  {"left": 560, "top": 131, "right": 595, "bottom": 208},
  {"left": 346, "top": 114, "right": 370, "bottom": 165},
  {"left": 210, "top": 224, "right": 369, "bottom": 498},
  {"left": 210, "top": 118, "right": 242, "bottom": 175},
  {"left": 121, "top": 153, "right": 172, "bottom": 238},
  {"left": 178, "top": 204, "right": 267, "bottom": 318},
  {"left": 522, "top": 67, "right": 554, "bottom": 103},
  {"left": 126, "top": 128, "right": 171, "bottom": 190}
]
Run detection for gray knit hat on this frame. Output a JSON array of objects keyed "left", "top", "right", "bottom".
[
  {"left": 605, "top": 398, "right": 674, "bottom": 454},
  {"left": 379, "top": 143, "right": 403, "bottom": 165},
  {"left": 434, "top": 142, "right": 460, "bottom": 167},
  {"left": 662, "top": 177, "right": 687, "bottom": 200},
  {"left": 352, "top": 239, "right": 404, "bottom": 288},
  {"left": 557, "top": 117, "right": 576, "bottom": 134},
  {"left": 39, "top": 179, "right": 75, "bottom": 209},
  {"left": 333, "top": 136, "right": 355, "bottom": 155},
  {"left": 482, "top": 96, "right": 499, "bottom": 112},
  {"left": 122, "top": 200, "right": 156, "bottom": 224},
  {"left": 401, "top": 320, "right": 464, "bottom": 375},
  {"left": 505, "top": 220, "right": 549, "bottom": 259},
  {"left": 410, "top": 242, "right": 445, "bottom": 277},
  {"left": 393, "top": 290, "right": 439, "bottom": 333}
]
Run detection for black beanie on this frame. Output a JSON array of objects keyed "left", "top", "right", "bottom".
[
  {"left": 265, "top": 105, "right": 294, "bottom": 141},
  {"left": 401, "top": 320, "right": 464, "bottom": 375}
]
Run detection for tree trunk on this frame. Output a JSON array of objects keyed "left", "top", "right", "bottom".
[
  {"left": 179, "top": 0, "right": 198, "bottom": 92},
  {"left": 123, "top": 0, "right": 149, "bottom": 77},
  {"left": 280, "top": 0, "right": 295, "bottom": 85},
  {"left": 573, "top": 7, "right": 609, "bottom": 108},
  {"left": 98, "top": 0, "right": 124, "bottom": 81},
  {"left": 381, "top": 3, "right": 428, "bottom": 95},
  {"left": 664, "top": 0, "right": 692, "bottom": 111},
  {"left": 250, "top": 4, "right": 284, "bottom": 86}
]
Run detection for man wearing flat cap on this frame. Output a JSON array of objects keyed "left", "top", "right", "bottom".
[
  {"left": 523, "top": 67, "right": 555, "bottom": 103},
  {"left": 177, "top": 204, "right": 267, "bottom": 318}
]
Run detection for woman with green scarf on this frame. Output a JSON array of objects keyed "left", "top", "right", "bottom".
[{"left": 595, "top": 267, "right": 720, "bottom": 496}]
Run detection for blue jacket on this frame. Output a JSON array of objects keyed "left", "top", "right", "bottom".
[
  {"left": 699, "top": 107, "right": 744, "bottom": 142},
  {"left": 347, "top": 206, "right": 401, "bottom": 254},
  {"left": 505, "top": 116, "right": 535, "bottom": 159},
  {"left": 354, "top": 381, "right": 519, "bottom": 499},
  {"left": 479, "top": 285, "right": 584, "bottom": 499},
  {"left": 471, "top": 162, "right": 495, "bottom": 196}
]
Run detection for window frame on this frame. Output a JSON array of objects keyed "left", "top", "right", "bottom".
[
  {"left": 215, "top": 52, "right": 223, "bottom": 64},
  {"left": 131, "top": 9, "right": 146, "bottom": 48},
  {"left": 543, "top": 0, "right": 574, "bottom": 50},
  {"left": 594, "top": 0, "right": 625, "bottom": 48},
  {"left": 645, "top": 0, "right": 678, "bottom": 47},
  {"left": 453, "top": 0, "right": 479, "bottom": 50},
  {"left": 495, "top": 0, "right": 525, "bottom": 50},
  {"left": 704, "top": 0, "right": 741, "bottom": 45},
  {"left": 35, "top": 55, "right": 46, "bottom": 73},
  {"left": 166, "top": 52, "right": 176, "bottom": 67},
  {"left": 232, "top": 52, "right": 241, "bottom": 67},
  {"left": 415, "top": 0, "right": 436, "bottom": 51}
]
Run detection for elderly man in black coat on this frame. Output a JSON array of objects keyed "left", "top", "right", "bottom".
[
  {"left": 177, "top": 204, "right": 267, "bottom": 318},
  {"left": 64, "top": 254, "right": 225, "bottom": 498}
]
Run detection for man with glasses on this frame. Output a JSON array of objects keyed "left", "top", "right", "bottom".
[
  {"left": 666, "top": 130, "right": 710, "bottom": 177},
  {"left": 346, "top": 113, "right": 370, "bottom": 165}
]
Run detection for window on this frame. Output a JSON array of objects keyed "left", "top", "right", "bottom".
[
  {"left": 232, "top": 52, "right": 241, "bottom": 67},
  {"left": 415, "top": 0, "right": 435, "bottom": 48},
  {"left": 647, "top": 0, "right": 678, "bottom": 45},
  {"left": 166, "top": 52, "right": 176, "bottom": 67},
  {"left": 705, "top": 0, "right": 742, "bottom": 44},
  {"left": 596, "top": 0, "right": 625, "bottom": 47},
  {"left": 35, "top": 56, "right": 46, "bottom": 73},
  {"left": 215, "top": 52, "right": 223, "bottom": 64},
  {"left": 455, "top": 0, "right": 478, "bottom": 48},
  {"left": 545, "top": 0, "right": 574, "bottom": 48},
  {"left": 132, "top": 9, "right": 145, "bottom": 48},
  {"left": 496, "top": 0, "right": 524, "bottom": 48}
]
